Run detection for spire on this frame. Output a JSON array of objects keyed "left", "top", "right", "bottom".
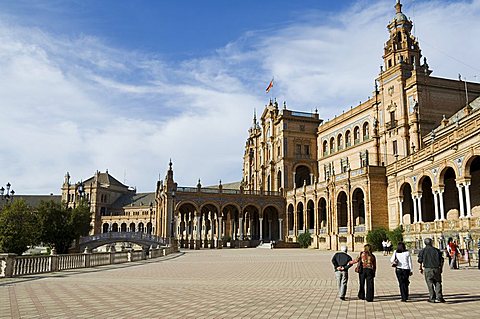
[{"left": 395, "top": 0, "right": 402, "bottom": 14}]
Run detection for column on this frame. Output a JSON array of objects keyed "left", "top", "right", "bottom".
[
  {"left": 439, "top": 189, "right": 445, "bottom": 220},
  {"left": 293, "top": 207, "right": 298, "bottom": 236},
  {"left": 217, "top": 217, "right": 222, "bottom": 240},
  {"left": 457, "top": 184, "right": 465, "bottom": 218},
  {"left": 398, "top": 198, "right": 404, "bottom": 225},
  {"left": 232, "top": 220, "right": 236, "bottom": 240},
  {"left": 413, "top": 195, "right": 418, "bottom": 223},
  {"left": 239, "top": 217, "right": 244, "bottom": 240},
  {"left": 278, "top": 219, "right": 283, "bottom": 240},
  {"left": 268, "top": 219, "right": 272, "bottom": 240},
  {"left": 465, "top": 182, "right": 472, "bottom": 217},
  {"left": 259, "top": 218, "right": 263, "bottom": 240},
  {"left": 293, "top": 172, "right": 296, "bottom": 188},
  {"left": 433, "top": 191, "right": 439, "bottom": 221},
  {"left": 417, "top": 195, "right": 423, "bottom": 222}
]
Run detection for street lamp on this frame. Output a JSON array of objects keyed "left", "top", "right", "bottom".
[{"left": 0, "top": 182, "right": 15, "bottom": 204}]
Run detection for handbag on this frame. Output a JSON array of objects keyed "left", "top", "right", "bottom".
[
  {"left": 355, "top": 253, "right": 363, "bottom": 273},
  {"left": 391, "top": 252, "right": 399, "bottom": 267}
]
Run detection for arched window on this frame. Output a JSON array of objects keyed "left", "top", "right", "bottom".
[
  {"left": 337, "top": 134, "right": 343, "bottom": 150},
  {"left": 363, "top": 122, "right": 369, "bottom": 140},
  {"left": 354, "top": 127, "right": 360, "bottom": 144},
  {"left": 323, "top": 141, "right": 328, "bottom": 156},
  {"left": 330, "top": 137, "right": 335, "bottom": 153},
  {"left": 345, "top": 130, "right": 351, "bottom": 147}
]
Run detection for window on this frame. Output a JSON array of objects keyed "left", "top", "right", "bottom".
[
  {"left": 304, "top": 145, "right": 310, "bottom": 155},
  {"left": 337, "top": 134, "right": 343, "bottom": 150},
  {"left": 277, "top": 145, "right": 281, "bottom": 158},
  {"left": 295, "top": 144, "right": 302, "bottom": 155},
  {"left": 345, "top": 130, "right": 351, "bottom": 147},
  {"left": 354, "top": 127, "right": 360, "bottom": 144},
  {"left": 330, "top": 137, "right": 335, "bottom": 153},
  {"left": 393, "top": 140, "right": 398, "bottom": 155},
  {"left": 323, "top": 141, "right": 328, "bottom": 156},
  {"left": 362, "top": 122, "right": 369, "bottom": 140},
  {"left": 388, "top": 59, "right": 392, "bottom": 68}
]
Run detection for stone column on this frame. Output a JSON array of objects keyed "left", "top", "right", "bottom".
[
  {"left": 293, "top": 206, "right": 298, "bottom": 236},
  {"left": 232, "top": 220, "right": 236, "bottom": 240},
  {"left": 217, "top": 217, "right": 222, "bottom": 249},
  {"left": 239, "top": 217, "right": 244, "bottom": 240},
  {"left": 465, "top": 182, "right": 472, "bottom": 217},
  {"left": 413, "top": 195, "right": 418, "bottom": 223},
  {"left": 457, "top": 184, "right": 465, "bottom": 218},
  {"left": 259, "top": 217, "right": 263, "bottom": 240},
  {"left": 398, "top": 198, "right": 404, "bottom": 225},
  {"left": 433, "top": 191, "right": 439, "bottom": 221},
  {"left": 195, "top": 213, "right": 201, "bottom": 250},
  {"left": 417, "top": 195, "right": 423, "bottom": 222},
  {"left": 439, "top": 189, "right": 445, "bottom": 220},
  {"left": 268, "top": 219, "right": 272, "bottom": 240},
  {"left": 278, "top": 219, "right": 283, "bottom": 241}
]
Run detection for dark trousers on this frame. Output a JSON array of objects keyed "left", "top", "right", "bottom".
[
  {"left": 424, "top": 267, "right": 443, "bottom": 301},
  {"left": 358, "top": 268, "right": 375, "bottom": 301},
  {"left": 395, "top": 268, "right": 410, "bottom": 301}
]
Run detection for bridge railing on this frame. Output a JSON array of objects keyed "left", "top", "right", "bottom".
[
  {"left": 79, "top": 232, "right": 168, "bottom": 246},
  {"left": 0, "top": 244, "right": 179, "bottom": 278}
]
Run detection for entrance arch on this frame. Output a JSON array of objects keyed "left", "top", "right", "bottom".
[
  {"left": 420, "top": 176, "right": 435, "bottom": 222},
  {"left": 223, "top": 204, "right": 240, "bottom": 240},
  {"left": 243, "top": 205, "right": 260, "bottom": 240},
  {"left": 297, "top": 202, "right": 304, "bottom": 233},
  {"left": 120, "top": 223, "right": 127, "bottom": 232},
  {"left": 307, "top": 200, "right": 315, "bottom": 232},
  {"left": 441, "top": 167, "right": 459, "bottom": 217},
  {"left": 178, "top": 203, "right": 197, "bottom": 242},
  {"left": 467, "top": 156, "right": 480, "bottom": 212},
  {"left": 111, "top": 223, "right": 118, "bottom": 232},
  {"left": 400, "top": 183, "right": 414, "bottom": 224},
  {"left": 295, "top": 165, "right": 311, "bottom": 187},
  {"left": 318, "top": 198, "right": 327, "bottom": 230},
  {"left": 287, "top": 204, "right": 294, "bottom": 235},
  {"left": 352, "top": 188, "right": 365, "bottom": 226},
  {"left": 102, "top": 223, "right": 109, "bottom": 233},
  {"left": 263, "top": 206, "right": 279, "bottom": 241},
  {"left": 337, "top": 192, "right": 348, "bottom": 230}
]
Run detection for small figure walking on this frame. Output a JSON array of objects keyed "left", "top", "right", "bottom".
[
  {"left": 352, "top": 244, "right": 377, "bottom": 302},
  {"left": 382, "top": 240, "right": 387, "bottom": 256},
  {"left": 418, "top": 238, "right": 445, "bottom": 303},
  {"left": 331, "top": 245, "right": 353, "bottom": 301}
]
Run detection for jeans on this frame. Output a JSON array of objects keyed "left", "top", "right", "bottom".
[
  {"left": 358, "top": 268, "right": 375, "bottom": 301},
  {"left": 335, "top": 270, "right": 348, "bottom": 298},
  {"left": 395, "top": 268, "right": 410, "bottom": 301},
  {"left": 424, "top": 267, "right": 443, "bottom": 301}
]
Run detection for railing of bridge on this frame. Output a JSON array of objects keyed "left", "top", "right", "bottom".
[
  {"left": 0, "top": 245, "right": 179, "bottom": 278},
  {"left": 79, "top": 232, "right": 168, "bottom": 246}
]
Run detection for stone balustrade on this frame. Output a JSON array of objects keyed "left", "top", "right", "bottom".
[{"left": 0, "top": 245, "right": 179, "bottom": 278}]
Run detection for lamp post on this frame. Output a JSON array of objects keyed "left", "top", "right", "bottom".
[{"left": 0, "top": 182, "right": 15, "bottom": 205}]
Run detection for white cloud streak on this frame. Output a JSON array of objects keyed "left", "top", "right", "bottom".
[{"left": 0, "top": 0, "right": 479, "bottom": 194}]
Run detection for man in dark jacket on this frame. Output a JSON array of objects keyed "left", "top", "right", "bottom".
[
  {"left": 418, "top": 238, "right": 445, "bottom": 303},
  {"left": 332, "top": 245, "right": 352, "bottom": 300}
]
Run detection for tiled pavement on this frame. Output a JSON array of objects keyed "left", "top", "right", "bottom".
[{"left": 1, "top": 249, "right": 479, "bottom": 318}]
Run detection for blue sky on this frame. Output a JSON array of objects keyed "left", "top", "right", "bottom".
[{"left": 0, "top": 0, "right": 479, "bottom": 194}]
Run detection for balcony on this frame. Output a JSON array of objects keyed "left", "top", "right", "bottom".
[
  {"left": 354, "top": 225, "right": 366, "bottom": 233},
  {"left": 385, "top": 120, "right": 398, "bottom": 130},
  {"left": 338, "top": 227, "right": 348, "bottom": 234}
]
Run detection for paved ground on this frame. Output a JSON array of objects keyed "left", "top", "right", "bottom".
[{"left": 1, "top": 248, "right": 479, "bottom": 318}]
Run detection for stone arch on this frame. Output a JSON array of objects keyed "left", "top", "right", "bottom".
[
  {"left": 352, "top": 188, "right": 365, "bottom": 226},
  {"left": 129, "top": 222, "right": 135, "bottom": 232},
  {"left": 199, "top": 202, "right": 221, "bottom": 214},
  {"left": 138, "top": 222, "right": 145, "bottom": 233},
  {"left": 400, "top": 182, "right": 414, "bottom": 224},
  {"left": 439, "top": 166, "right": 459, "bottom": 216},
  {"left": 322, "top": 140, "right": 328, "bottom": 155},
  {"left": 243, "top": 204, "right": 260, "bottom": 240},
  {"left": 262, "top": 205, "right": 280, "bottom": 241},
  {"left": 330, "top": 137, "right": 335, "bottom": 153},
  {"left": 419, "top": 176, "right": 435, "bottom": 222},
  {"left": 345, "top": 130, "right": 351, "bottom": 147},
  {"left": 220, "top": 202, "right": 242, "bottom": 216},
  {"left": 102, "top": 223, "right": 109, "bottom": 233},
  {"left": 466, "top": 155, "right": 480, "bottom": 213},
  {"left": 174, "top": 200, "right": 199, "bottom": 212},
  {"left": 297, "top": 201, "right": 304, "bottom": 232},
  {"left": 306, "top": 200, "right": 315, "bottom": 231},
  {"left": 111, "top": 223, "right": 118, "bottom": 232},
  {"left": 318, "top": 197, "right": 327, "bottom": 229},
  {"left": 287, "top": 203, "right": 294, "bottom": 234},
  {"left": 294, "top": 164, "right": 311, "bottom": 187},
  {"left": 353, "top": 126, "right": 360, "bottom": 144},
  {"left": 120, "top": 222, "right": 127, "bottom": 232},
  {"left": 362, "top": 121, "right": 370, "bottom": 140},
  {"left": 146, "top": 222, "right": 152, "bottom": 235},
  {"left": 337, "top": 191, "right": 348, "bottom": 228},
  {"left": 223, "top": 204, "right": 240, "bottom": 240},
  {"left": 337, "top": 133, "right": 343, "bottom": 150},
  {"left": 178, "top": 202, "right": 197, "bottom": 241}
]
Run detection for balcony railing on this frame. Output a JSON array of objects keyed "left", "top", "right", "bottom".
[
  {"left": 175, "top": 187, "right": 281, "bottom": 196},
  {"left": 354, "top": 225, "right": 366, "bottom": 233},
  {"left": 385, "top": 120, "right": 398, "bottom": 130},
  {"left": 338, "top": 227, "right": 348, "bottom": 234}
]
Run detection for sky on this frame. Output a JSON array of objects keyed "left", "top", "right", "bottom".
[{"left": 0, "top": 0, "right": 479, "bottom": 195}]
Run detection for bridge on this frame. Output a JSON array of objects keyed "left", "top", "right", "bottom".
[{"left": 79, "top": 232, "right": 169, "bottom": 251}]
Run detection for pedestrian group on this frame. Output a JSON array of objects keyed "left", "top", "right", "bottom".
[{"left": 332, "top": 238, "right": 445, "bottom": 303}]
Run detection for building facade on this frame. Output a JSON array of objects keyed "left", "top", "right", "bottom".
[{"left": 58, "top": 1, "right": 480, "bottom": 252}]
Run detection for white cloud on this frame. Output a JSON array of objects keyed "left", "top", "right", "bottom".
[{"left": 0, "top": 0, "right": 479, "bottom": 194}]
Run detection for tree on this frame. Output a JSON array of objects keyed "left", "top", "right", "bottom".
[
  {"left": 386, "top": 226, "right": 403, "bottom": 249},
  {"left": 0, "top": 199, "right": 39, "bottom": 255},
  {"left": 366, "top": 228, "right": 387, "bottom": 252},
  {"left": 37, "top": 200, "right": 91, "bottom": 254},
  {"left": 297, "top": 231, "right": 312, "bottom": 248}
]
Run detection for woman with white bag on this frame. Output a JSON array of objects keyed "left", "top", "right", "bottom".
[{"left": 391, "top": 242, "right": 413, "bottom": 302}]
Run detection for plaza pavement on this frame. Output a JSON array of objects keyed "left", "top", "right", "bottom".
[{"left": 1, "top": 248, "right": 479, "bottom": 319}]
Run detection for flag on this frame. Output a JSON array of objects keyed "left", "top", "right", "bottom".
[{"left": 265, "top": 78, "right": 274, "bottom": 93}]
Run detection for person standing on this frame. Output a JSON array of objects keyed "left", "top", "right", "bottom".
[
  {"left": 391, "top": 242, "right": 413, "bottom": 302},
  {"left": 331, "top": 245, "right": 353, "bottom": 301},
  {"left": 448, "top": 239, "right": 459, "bottom": 269},
  {"left": 386, "top": 240, "right": 392, "bottom": 255},
  {"left": 352, "top": 244, "right": 377, "bottom": 302},
  {"left": 418, "top": 238, "right": 445, "bottom": 303},
  {"left": 382, "top": 240, "right": 387, "bottom": 256}
]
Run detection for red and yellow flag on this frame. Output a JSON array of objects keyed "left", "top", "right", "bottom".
[{"left": 265, "top": 78, "right": 274, "bottom": 93}]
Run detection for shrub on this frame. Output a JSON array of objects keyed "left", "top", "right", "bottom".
[
  {"left": 297, "top": 231, "right": 312, "bottom": 248},
  {"left": 387, "top": 226, "right": 403, "bottom": 249},
  {"left": 366, "top": 228, "right": 387, "bottom": 251}
]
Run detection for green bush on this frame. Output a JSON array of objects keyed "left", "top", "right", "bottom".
[
  {"left": 297, "top": 231, "right": 312, "bottom": 248},
  {"left": 366, "top": 228, "right": 387, "bottom": 251},
  {"left": 387, "top": 226, "right": 403, "bottom": 249}
]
